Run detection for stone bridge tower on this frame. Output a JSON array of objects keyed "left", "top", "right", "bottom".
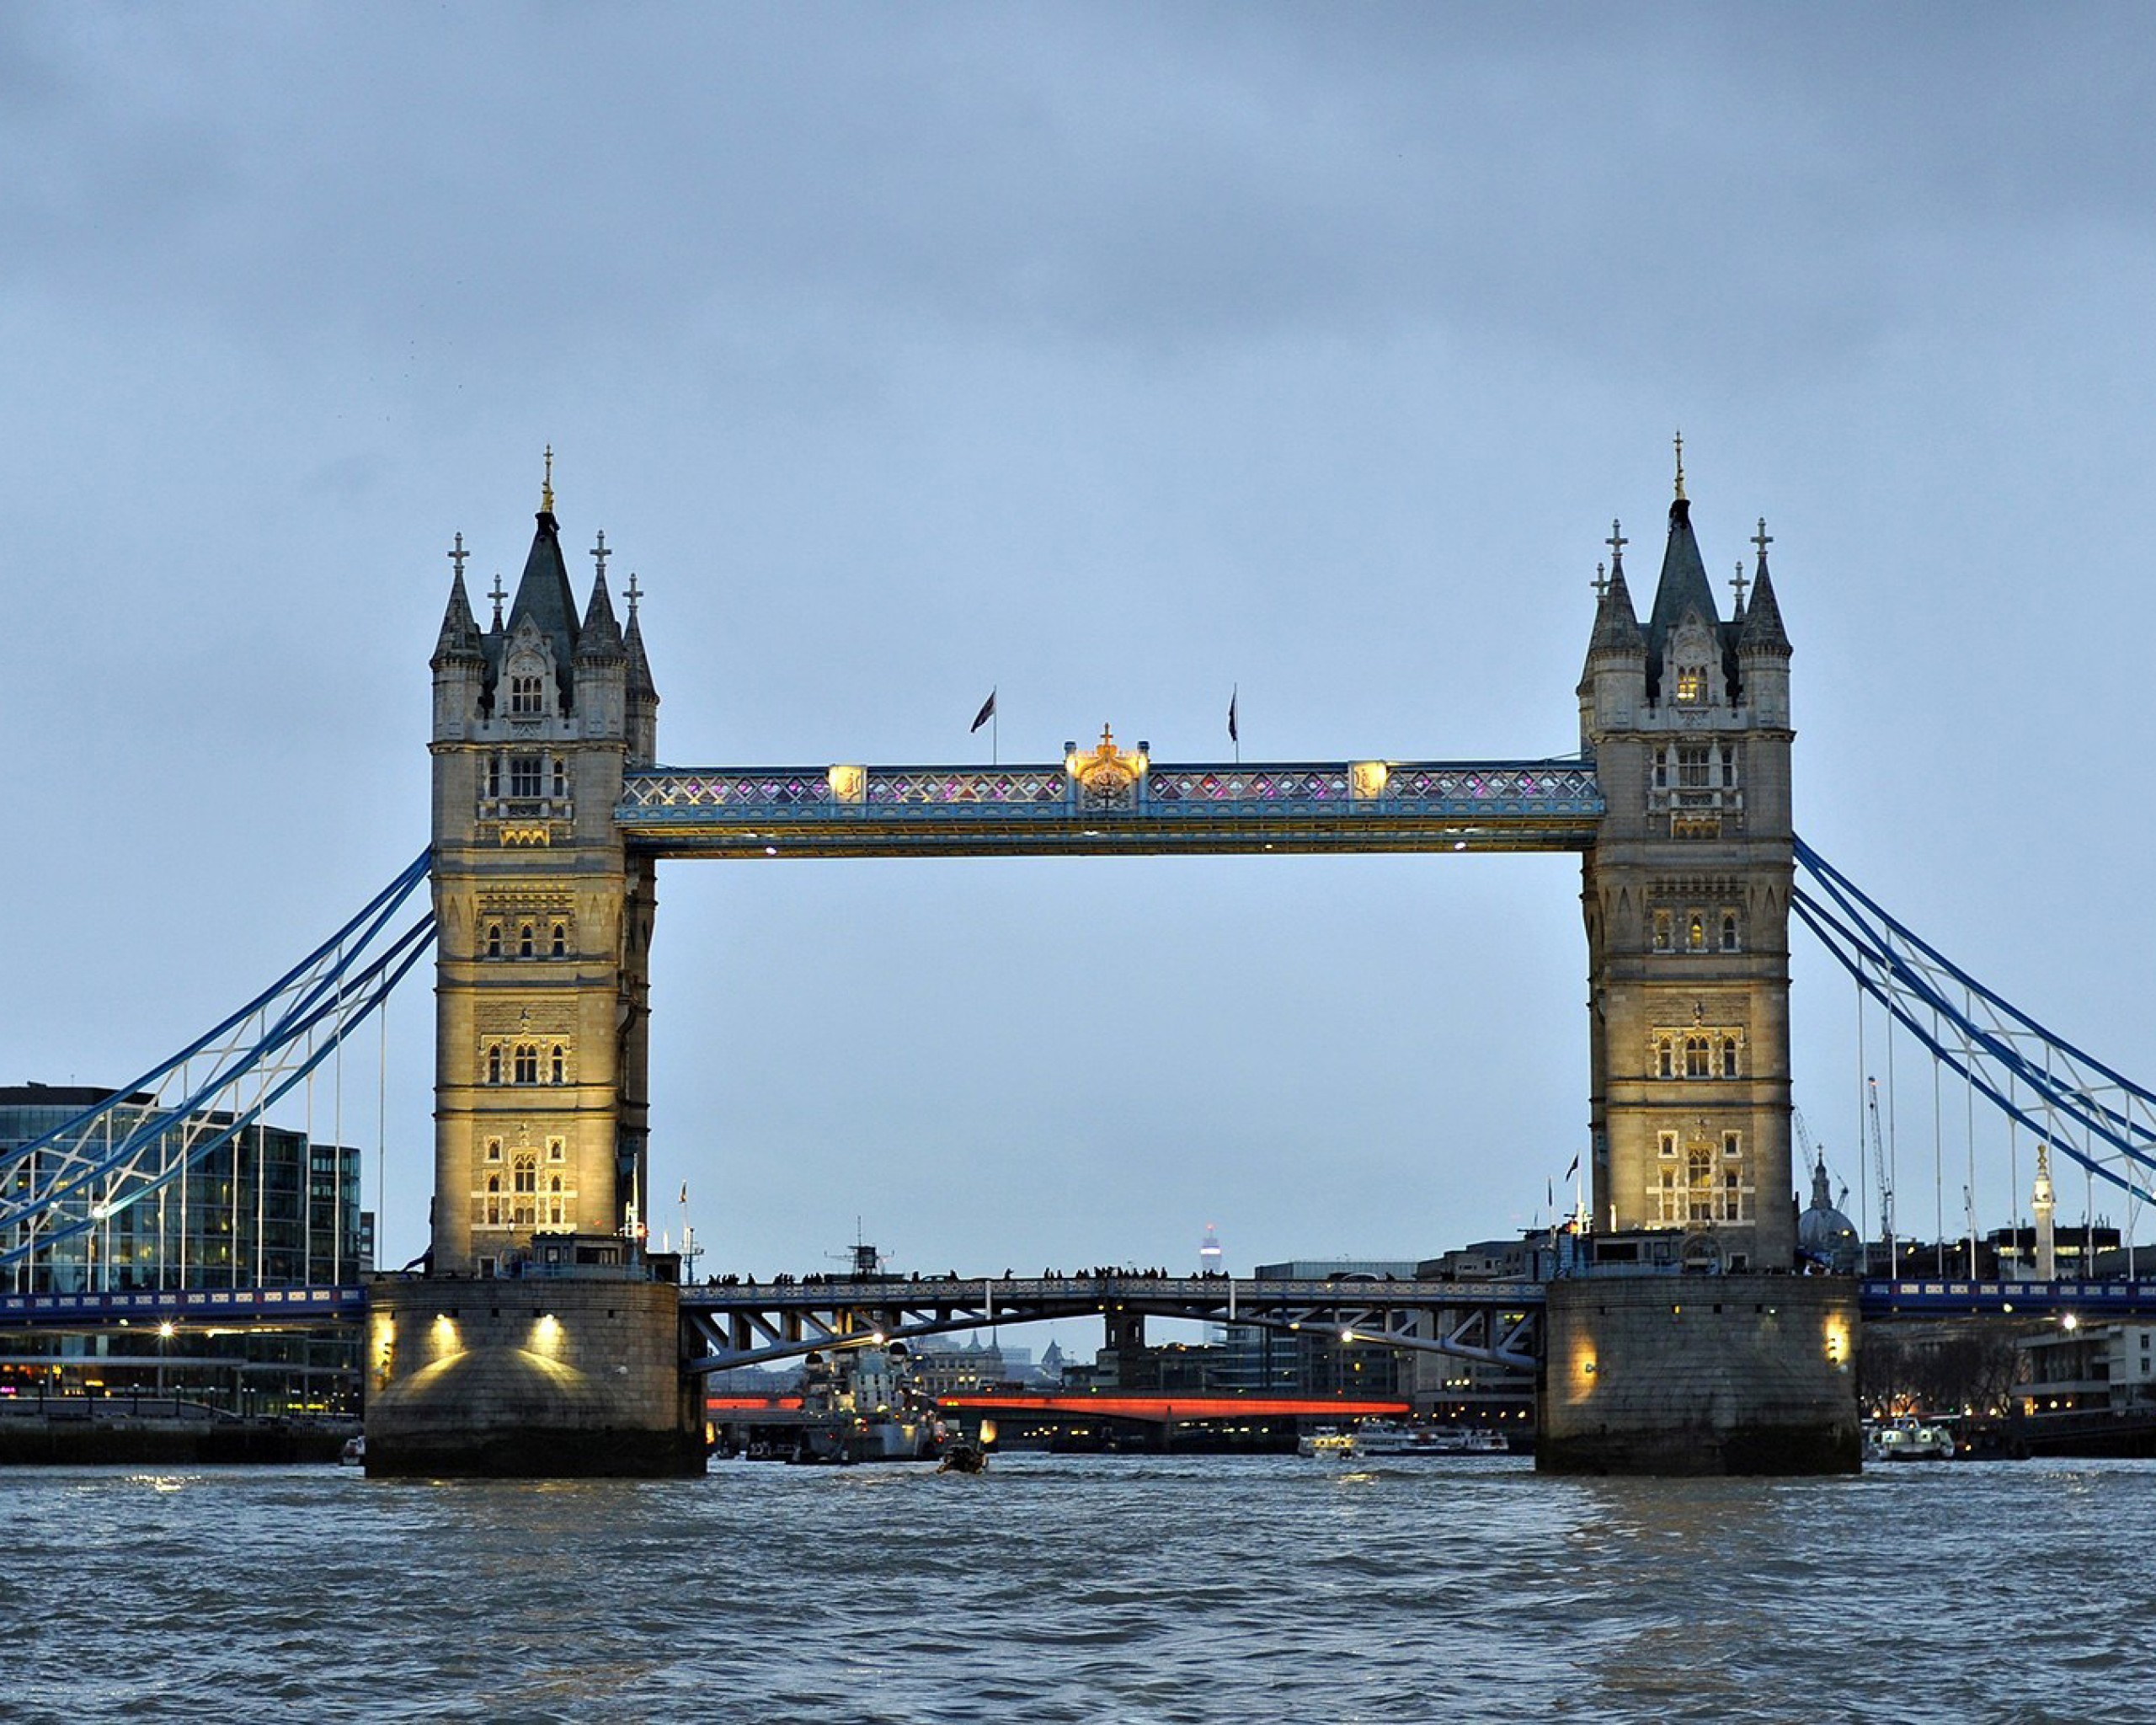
[
  {"left": 425, "top": 468, "right": 660, "bottom": 1275},
  {"left": 1577, "top": 458, "right": 1796, "bottom": 1272}
]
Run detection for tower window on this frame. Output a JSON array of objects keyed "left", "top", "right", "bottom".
[
  {"left": 486, "top": 1045, "right": 503, "bottom": 1086},
  {"left": 547, "top": 1136, "right": 565, "bottom": 1162},
  {"left": 1653, "top": 750, "right": 1669, "bottom": 790},
  {"left": 552, "top": 756, "right": 568, "bottom": 799},
  {"left": 550, "top": 1044, "right": 566, "bottom": 1085},
  {"left": 513, "top": 1044, "right": 539, "bottom": 1085},
  {"left": 1675, "top": 665, "right": 1707, "bottom": 705},
  {"left": 510, "top": 675, "right": 543, "bottom": 716},
  {"left": 519, "top": 922, "right": 536, "bottom": 959},
  {"left": 1721, "top": 913, "right": 1739, "bottom": 953},
  {"left": 1684, "top": 1036, "right": 1710, "bottom": 1079},
  {"left": 1721, "top": 1038, "right": 1740, "bottom": 1079},
  {"left": 551, "top": 921, "right": 568, "bottom": 958},
  {"left": 1658, "top": 1130, "right": 1678, "bottom": 1159},
  {"left": 1657, "top": 1039, "right": 1674, "bottom": 1080},
  {"left": 486, "top": 756, "right": 501, "bottom": 798},
  {"left": 510, "top": 756, "right": 542, "bottom": 798},
  {"left": 484, "top": 1173, "right": 502, "bottom": 1226},
  {"left": 1677, "top": 746, "right": 1710, "bottom": 788},
  {"left": 512, "top": 1155, "right": 537, "bottom": 1226},
  {"left": 1652, "top": 911, "right": 1673, "bottom": 953},
  {"left": 485, "top": 923, "right": 503, "bottom": 959},
  {"left": 1687, "top": 915, "right": 1706, "bottom": 952}
]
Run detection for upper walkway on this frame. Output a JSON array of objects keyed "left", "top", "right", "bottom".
[{"left": 616, "top": 756, "right": 1603, "bottom": 857}]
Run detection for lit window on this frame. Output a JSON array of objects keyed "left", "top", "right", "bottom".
[
  {"left": 1675, "top": 665, "right": 1707, "bottom": 705},
  {"left": 1687, "top": 916, "right": 1706, "bottom": 952}
]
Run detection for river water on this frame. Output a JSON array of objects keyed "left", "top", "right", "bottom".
[{"left": 5, "top": 1453, "right": 2146, "bottom": 1723}]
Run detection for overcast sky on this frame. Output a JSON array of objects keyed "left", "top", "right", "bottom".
[{"left": 7, "top": 5, "right": 2155, "bottom": 1305}]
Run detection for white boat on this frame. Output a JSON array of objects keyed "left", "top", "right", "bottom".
[
  {"left": 1863, "top": 1417, "right": 1955, "bottom": 1463},
  {"left": 1298, "top": 1425, "right": 1358, "bottom": 1460},
  {"left": 1351, "top": 1420, "right": 1510, "bottom": 1458},
  {"left": 339, "top": 1433, "right": 366, "bottom": 1467}
]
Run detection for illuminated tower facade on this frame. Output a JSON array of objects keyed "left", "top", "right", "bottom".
[
  {"left": 426, "top": 462, "right": 661, "bottom": 1274},
  {"left": 1577, "top": 446, "right": 1796, "bottom": 1270}
]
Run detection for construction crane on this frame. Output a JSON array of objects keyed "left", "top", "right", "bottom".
[{"left": 1867, "top": 1076, "right": 1894, "bottom": 1271}]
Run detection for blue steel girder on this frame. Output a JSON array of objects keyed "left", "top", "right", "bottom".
[
  {"left": 616, "top": 759, "right": 1603, "bottom": 858},
  {"left": 680, "top": 1275, "right": 1545, "bottom": 1374}
]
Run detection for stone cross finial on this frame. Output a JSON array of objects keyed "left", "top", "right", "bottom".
[
  {"left": 448, "top": 531, "right": 469, "bottom": 581},
  {"left": 1605, "top": 519, "right": 1627, "bottom": 567},
  {"left": 1731, "top": 561, "right": 1749, "bottom": 612},
  {"left": 1592, "top": 561, "right": 1609, "bottom": 601},
  {"left": 625, "top": 569, "right": 642, "bottom": 616},
  {"left": 542, "top": 445, "right": 555, "bottom": 513},
  {"left": 488, "top": 570, "right": 506, "bottom": 629},
  {"left": 591, "top": 529, "right": 611, "bottom": 583},
  {"left": 1673, "top": 430, "right": 1686, "bottom": 501},
  {"left": 1752, "top": 516, "right": 1773, "bottom": 560}
]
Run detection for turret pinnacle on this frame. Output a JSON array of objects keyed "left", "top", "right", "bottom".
[
  {"left": 1737, "top": 519, "right": 1791, "bottom": 658},
  {"left": 578, "top": 568, "right": 625, "bottom": 661},
  {"left": 432, "top": 565, "right": 485, "bottom": 668}
]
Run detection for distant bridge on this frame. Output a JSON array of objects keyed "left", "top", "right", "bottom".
[{"left": 680, "top": 1274, "right": 1544, "bottom": 1373}]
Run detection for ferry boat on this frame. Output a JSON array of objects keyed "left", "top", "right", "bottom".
[
  {"left": 791, "top": 1342, "right": 955, "bottom": 1465},
  {"left": 1863, "top": 1417, "right": 1955, "bottom": 1463},
  {"left": 1351, "top": 1420, "right": 1510, "bottom": 1458},
  {"left": 1297, "top": 1425, "right": 1358, "bottom": 1460}
]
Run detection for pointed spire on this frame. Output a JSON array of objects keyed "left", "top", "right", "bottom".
[
  {"left": 432, "top": 563, "right": 485, "bottom": 668},
  {"left": 624, "top": 604, "right": 657, "bottom": 701},
  {"left": 1737, "top": 516, "right": 1790, "bottom": 657},
  {"left": 578, "top": 566, "right": 624, "bottom": 661},
  {"left": 506, "top": 494, "right": 581, "bottom": 668},
  {"left": 1588, "top": 556, "right": 1645, "bottom": 654},
  {"left": 1643, "top": 469, "right": 1721, "bottom": 668}
]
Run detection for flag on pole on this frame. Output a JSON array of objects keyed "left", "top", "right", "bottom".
[
  {"left": 1227, "top": 686, "right": 1239, "bottom": 744},
  {"left": 1565, "top": 1154, "right": 1580, "bottom": 1181},
  {"left": 970, "top": 688, "right": 997, "bottom": 732}
]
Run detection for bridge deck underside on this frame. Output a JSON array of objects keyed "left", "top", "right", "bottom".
[{"left": 616, "top": 760, "right": 1602, "bottom": 858}]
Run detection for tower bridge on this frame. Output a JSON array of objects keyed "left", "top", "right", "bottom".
[{"left": 15, "top": 447, "right": 2156, "bottom": 1473}]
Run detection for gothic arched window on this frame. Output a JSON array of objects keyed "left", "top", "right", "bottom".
[
  {"left": 1721, "top": 1039, "right": 1739, "bottom": 1079},
  {"left": 513, "top": 1044, "right": 539, "bottom": 1085},
  {"left": 1684, "top": 1036, "right": 1710, "bottom": 1079},
  {"left": 549, "top": 1044, "right": 566, "bottom": 1085},
  {"left": 485, "top": 923, "right": 503, "bottom": 959},
  {"left": 551, "top": 921, "right": 567, "bottom": 958},
  {"left": 486, "top": 1044, "right": 503, "bottom": 1086}
]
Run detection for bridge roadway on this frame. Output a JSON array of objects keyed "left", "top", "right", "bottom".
[
  {"left": 680, "top": 1274, "right": 1545, "bottom": 1373},
  {"left": 0, "top": 1284, "right": 366, "bottom": 1328}
]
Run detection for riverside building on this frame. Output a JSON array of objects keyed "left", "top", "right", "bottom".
[{"left": 0, "top": 1083, "right": 372, "bottom": 1414}]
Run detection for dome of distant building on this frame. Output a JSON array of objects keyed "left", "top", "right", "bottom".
[{"left": 1797, "top": 1156, "right": 1860, "bottom": 1272}]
